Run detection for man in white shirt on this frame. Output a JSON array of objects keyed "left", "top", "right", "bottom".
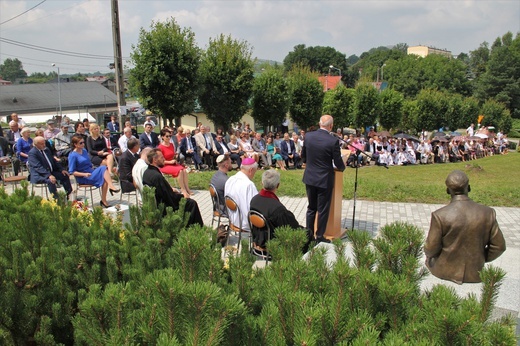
[
  {"left": 54, "top": 123, "right": 72, "bottom": 157},
  {"left": 132, "top": 147, "right": 152, "bottom": 193},
  {"left": 11, "top": 113, "right": 26, "bottom": 129},
  {"left": 224, "top": 157, "right": 259, "bottom": 231},
  {"left": 466, "top": 123, "right": 475, "bottom": 137},
  {"left": 118, "top": 127, "right": 136, "bottom": 152}
]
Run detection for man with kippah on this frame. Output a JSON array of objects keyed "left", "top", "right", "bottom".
[{"left": 424, "top": 170, "right": 506, "bottom": 284}]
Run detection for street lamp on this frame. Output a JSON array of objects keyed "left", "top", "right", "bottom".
[
  {"left": 51, "top": 63, "right": 62, "bottom": 117},
  {"left": 381, "top": 63, "right": 387, "bottom": 81},
  {"left": 329, "top": 65, "right": 342, "bottom": 76}
]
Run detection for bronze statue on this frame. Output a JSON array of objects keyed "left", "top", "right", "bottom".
[{"left": 424, "top": 170, "right": 506, "bottom": 284}]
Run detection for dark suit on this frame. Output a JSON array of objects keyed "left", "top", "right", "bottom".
[
  {"left": 107, "top": 121, "right": 120, "bottom": 142},
  {"left": 302, "top": 128, "right": 345, "bottom": 240},
  {"left": 118, "top": 150, "right": 138, "bottom": 193},
  {"left": 142, "top": 165, "right": 203, "bottom": 227},
  {"left": 179, "top": 136, "right": 202, "bottom": 168},
  {"left": 280, "top": 139, "right": 301, "bottom": 168},
  {"left": 28, "top": 146, "right": 72, "bottom": 198},
  {"left": 139, "top": 131, "right": 159, "bottom": 149},
  {"left": 424, "top": 195, "right": 506, "bottom": 284},
  {"left": 215, "top": 139, "right": 242, "bottom": 167},
  {"left": 5, "top": 129, "right": 20, "bottom": 151},
  {"left": 0, "top": 136, "right": 12, "bottom": 156},
  {"left": 250, "top": 193, "right": 311, "bottom": 251}
]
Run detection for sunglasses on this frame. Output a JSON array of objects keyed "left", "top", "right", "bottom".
[
  {"left": 164, "top": 135, "right": 171, "bottom": 138},
  {"left": 79, "top": 141, "right": 85, "bottom": 144}
]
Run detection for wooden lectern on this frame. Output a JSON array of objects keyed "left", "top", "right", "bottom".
[{"left": 315, "top": 149, "right": 350, "bottom": 240}]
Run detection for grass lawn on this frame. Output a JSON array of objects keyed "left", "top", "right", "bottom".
[{"left": 187, "top": 151, "right": 520, "bottom": 207}]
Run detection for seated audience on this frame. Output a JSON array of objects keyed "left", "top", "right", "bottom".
[
  {"left": 226, "top": 134, "right": 242, "bottom": 168},
  {"left": 54, "top": 123, "right": 72, "bottom": 158},
  {"left": 68, "top": 135, "right": 120, "bottom": 208},
  {"left": 224, "top": 157, "right": 259, "bottom": 231},
  {"left": 102, "top": 128, "right": 118, "bottom": 153},
  {"left": 118, "top": 138, "right": 139, "bottom": 193},
  {"left": 86, "top": 124, "right": 116, "bottom": 174},
  {"left": 266, "top": 136, "right": 286, "bottom": 170},
  {"left": 195, "top": 125, "right": 219, "bottom": 169},
  {"left": 132, "top": 147, "right": 152, "bottom": 193},
  {"left": 74, "top": 121, "right": 88, "bottom": 142},
  {"left": 142, "top": 149, "right": 203, "bottom": 226},
  {"left": 118, "top": 126, "right": 137, "bottom": 152},
  {"left": 43, "top": 120, "right": 60, "bottom": 140},
  {"left": 210, "top": 154, "right": 232, "bottom": 216},
  {"left": 139, "top": 123, "right": 159, "bottom": 149},
  {"left": 239, "top": 131, "right": 258, "bottom": 162},
  {"left": 250, "top": 169, "right": 312, "bottom": 257},
  {"left": 28, "top": 136, "right": 72, "bottom": 199},
  {"left": 280, "top": 132, "right": 301, "bottom": 168},
  {"left": 158, "top": 128, "right": 192, "bottom": 198},
  {"left": 16, "top": 127, "right": 33, "bottom": 164},
  {"left": 252, "top": 132, "right": 272, "bottom": 168},
  {"left": 179, "top": 128, "right": 205, "bottom": 170}
]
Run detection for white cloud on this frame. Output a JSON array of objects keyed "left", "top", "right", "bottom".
[{"left": 1, "top": 0, "right": 518, "bottom": 73}]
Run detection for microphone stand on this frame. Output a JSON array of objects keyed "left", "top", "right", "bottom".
[{"left": 350, "top": 148, "right": 388, "bottom": 232}]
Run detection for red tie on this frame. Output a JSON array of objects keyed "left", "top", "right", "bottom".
[{"left": 106, "top": 138, "right": 112, "bottom": 153}]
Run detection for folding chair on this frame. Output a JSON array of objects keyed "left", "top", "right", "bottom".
[
  {"left": 0, "top": 157, "right": 27, "bottom": 189},
  {"left": 225, "top": 195, "right": 250, "bottom": 252},
  {"left": 248, "top": 210, "right": 272, "bottom": 264},
  {"left": 113, "top": 148, "right": 138, "bottom": 205},
  {"left": 209, "top": 184, "right": 228, "bottom": 228}
]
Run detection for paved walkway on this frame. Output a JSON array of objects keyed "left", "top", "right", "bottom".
[{"left": 5, "top": 179, "right": 519, "bottom": 335}]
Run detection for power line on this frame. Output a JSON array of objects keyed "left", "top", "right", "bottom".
[
  {"left": 0, "top": 37, "right": 116, "bottom": 59},
  {"left": 0, "top": 52, "right": 115, "bottom": 70},
  {"left": 0, "top": 0, "right": 47, "bottom": 26}
]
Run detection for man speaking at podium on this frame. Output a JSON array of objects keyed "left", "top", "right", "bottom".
[{"left": 302, "top": 115, "right": 346, "bottom": 243}]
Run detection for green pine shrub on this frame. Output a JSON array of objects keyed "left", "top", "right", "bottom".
[{"left": 0, "top": 184, "right": 516, "bottom": 345}]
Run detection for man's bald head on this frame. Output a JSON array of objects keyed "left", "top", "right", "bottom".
[
  {"left": 446, "top": 170, "right": 470, "bottom": 195},
  {"left": 319, "top": 114, "right": 333, "bottom": 130}
]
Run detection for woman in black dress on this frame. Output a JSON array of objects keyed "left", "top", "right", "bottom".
[{"left": 86, "top": 123, "right": 116, "bottom": 174}]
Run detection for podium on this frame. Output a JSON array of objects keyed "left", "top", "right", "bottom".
[{"left": 315, "top": 149, "right": 350, "bottom": 240}]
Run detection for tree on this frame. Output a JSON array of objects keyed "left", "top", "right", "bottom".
[
  {"left": 251, "top": 67, "right": 290, "bottom": 131},
  {"left": 353, "top": 84, "right": 380, "bottom": 129},
  {"left": 129, "top": 18, "right": 200, "bottom": 126},
  {"left": 0, "top": 58, "right": 27, "bottom": 82},
  {"left": 480, "top": 99, "right": 512, "bottom": 132},
  {"left": 283, "top": 44, "right": 348, "bottom": 75},
  {"left": 469, "top": 42, "right": 490, "bottom": 80},
  {"left": 198, "top": 34, "right": 255, "bottom": 130},
  {"left": 322, "top": 85, "right": 356, "bottom": 130},
  {"left": 389, "top": 54, "right": 471, "bottom": 99},
  {"left": 414, "top": 89, "right": 450, "bottom": 132},
  {"left": 287, "top": 64, "right": 324, "bottom": 131},
  {"left": 474, "top": 32, "right": 520, "bottom": 118},
  {"left": 379, "top": 88, "right": 404, "bottom": 130}
]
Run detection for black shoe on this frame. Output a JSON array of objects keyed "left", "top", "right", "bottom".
[
  {"left": 109, "top": 188, "right": 120, "bottom": 196},
  {"left": 100, "top": 201, "right": 110, "bottom": 208}
]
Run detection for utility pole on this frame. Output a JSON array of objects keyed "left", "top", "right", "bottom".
[{"left": 111, "top": 0, "right": 126, "bottom": 129}]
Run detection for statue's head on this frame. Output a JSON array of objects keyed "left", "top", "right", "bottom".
[{"left": 445, "top": 170, "right": 470, "bottom": 196}]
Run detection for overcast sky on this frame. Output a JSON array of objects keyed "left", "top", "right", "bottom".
[{"left": 0, "top": 0, "right": 519, "bottom": 75}]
